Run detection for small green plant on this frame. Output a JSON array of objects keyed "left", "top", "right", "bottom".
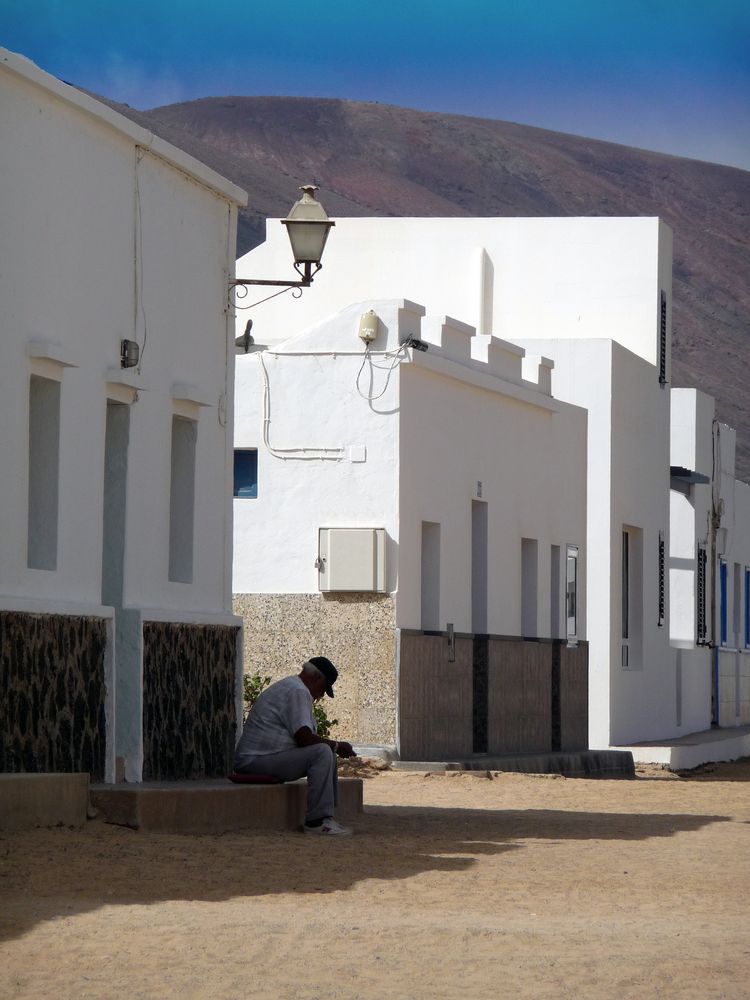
[
  {"left": 313, "top": 701, "right": 338, "bottom": 739},
  {"left": 243, "top": 670, "right": 338, "bottom": 737},
  {"left": 243, "top": 672, "right": 271, "bottom": 711}
]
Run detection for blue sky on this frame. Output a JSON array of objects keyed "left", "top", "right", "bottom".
[{"left": 2, "top": 0, "right": 749, "bottom": 170}]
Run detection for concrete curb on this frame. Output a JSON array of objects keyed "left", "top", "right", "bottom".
[{"left": 391, "top": 750, "right": 635, "bottom": 778}]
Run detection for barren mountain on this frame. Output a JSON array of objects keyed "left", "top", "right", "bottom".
[{"left": 107, "top": 95, "right": 749, "bottom": 479}]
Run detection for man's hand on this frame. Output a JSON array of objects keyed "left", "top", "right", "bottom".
[{"left": 294, "top": 727, "right": 357, "bottom": 758}]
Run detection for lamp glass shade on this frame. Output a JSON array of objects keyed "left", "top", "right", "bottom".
[
  {"left": 285, "top": 220, "right": 333, "bottom": 264},
  {"left": 282, "top": 185, "right": 335, "bottom": 264}
]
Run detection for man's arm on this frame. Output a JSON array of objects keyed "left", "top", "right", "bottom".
[{"left": 294, "top": 726, "right": 356, "bottom": 758}]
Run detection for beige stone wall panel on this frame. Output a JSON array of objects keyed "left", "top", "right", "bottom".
[{"left": 234, "top": 594, "right": 396, "bottom": 745}]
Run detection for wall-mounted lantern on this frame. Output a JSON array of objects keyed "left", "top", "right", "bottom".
[{"left": 231, "top": 185, "right": 335, "bottom": 292}]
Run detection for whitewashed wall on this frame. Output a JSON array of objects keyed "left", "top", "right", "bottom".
[
  {"left": 238, "top": 216, "right": 668, "bottom": 368},
  {"left": 240, "top": 213, "right": 673, "bottom": 749},
  {"left": 608, "top": 342, "right": 672, "bottom": 744},
  {"left": 0, "top": 50, "right": 244, "bottom": 616},
  {"left": 0, "top": 49, "right": 246, "bottom": 780},
  {"left": 397, "top": 343, "right": 587, "bottom": 636},
  {"left": 670, "top": 389, "right": 714, "bottom": 734},
  {"left": 512, "top": 336, "right": 672, "bottom": 747},
  {"left": 234, "top": 300, "right": 405, "bottom": 595},
  {"left": 233, "top": 299, "right": 587, "bottom": 638},
  {"left": 670, "top": 390, "right": 715, "bottom": 641},
  {"left": 670, "top": 389, "right": 750, "bottom": 730}
]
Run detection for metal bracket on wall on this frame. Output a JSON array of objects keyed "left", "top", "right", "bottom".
[{"left": 447, "top": 623, "right": 455, "bottom": 663}]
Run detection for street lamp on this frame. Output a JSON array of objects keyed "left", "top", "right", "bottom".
[{"left": 231, "top": 185, "right": 335, "bottom": 291}]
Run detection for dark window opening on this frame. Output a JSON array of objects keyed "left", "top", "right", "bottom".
[{"left": 234, "top": 449, "right": 258, "bottom": 498}]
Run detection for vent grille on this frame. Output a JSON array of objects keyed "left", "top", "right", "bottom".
[
  {"left": 697, "top": 545, "right": 708, "bottom": 642},
  {"left": 659, "top": 290, "right": 668, "bottom": 386},
  {"left": 658, "top": 530, "right": 665, "bottom": 627}
]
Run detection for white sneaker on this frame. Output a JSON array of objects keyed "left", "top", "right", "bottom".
[{"left": 303, "top": 817, "right": 353, "bottom": 836}]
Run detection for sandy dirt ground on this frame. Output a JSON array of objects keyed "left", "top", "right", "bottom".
[{"left": 1, "top": 759, "right": 750, "bottom": 1000}]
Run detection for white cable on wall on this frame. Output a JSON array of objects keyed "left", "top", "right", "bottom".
[
  {"left": 134, "top": 146, "right": 148, "bottom": 372},
  {"left": 256, "top": 341, "right": 407, "bottom": 458},
  {"left": 355, "top": 342, "right": 411, "bottom": 401},
  {"left": 258, "top": 350, "right": 344, "bottom": 461}
]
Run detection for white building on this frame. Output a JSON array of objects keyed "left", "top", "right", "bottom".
[
  {"left": 234, "top": 292, "right": 589, "bottom": 758},
  {"left": 513, "top": 336, "right": 672, "bottom": 748},
  {"left": 670, "top": 390, "right": 750, "bottom": 737},
  {"left": 0, "top": 49, "right": 247, "bottom": 783},
  {"left": 234, "top": 215, "right": 726, "bottom": 755}
]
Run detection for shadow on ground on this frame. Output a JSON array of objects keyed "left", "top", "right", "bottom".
[
  {"left": 0, "top": 803, "right": 731, "bottom": 943},
  {"left": 635, "top": 756, "right": 750, "bottom": 782}
]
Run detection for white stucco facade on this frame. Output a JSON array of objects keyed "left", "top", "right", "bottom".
[
  {"left": 234, "top": 298, "right": 587, "bottom": 637},
  {"left": 237, "top": 215, "right": 670, "bottom": 368},
  {"left": 0, "top": 49, "right": 247, "bottom": 781},
  {"left": 236, "top": 215, "right": 678, "bottom": 750},
  {"left": 233, "top": 294, "right": 588, "bottom": 750},
  {"left": 513, "top": 338, "right": 672, "bottom": 747},
  {"left": 670, "top": 389, "right": 750, "bottom": 732}
]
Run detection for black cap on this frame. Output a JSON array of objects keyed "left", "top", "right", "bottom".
[{"left": 308, "top": 656, "right": 338, "bottom": 698}]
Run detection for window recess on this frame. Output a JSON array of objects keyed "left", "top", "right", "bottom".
[{"left": 233, "top": 449, "right": 258, "bottom": 498}]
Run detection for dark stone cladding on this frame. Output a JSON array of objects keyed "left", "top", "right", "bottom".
[
  {"left": 142, "top": 622, "right": 238, "bottom": 780},
  {"left": 0, "top": 611, "right": 108, "bottom": 778},
  {"left": 550, "top": 640, "right": 563, "bottom": 752},
  {"left": 472, "top": 635, "right": 489, "bottom": 754}
]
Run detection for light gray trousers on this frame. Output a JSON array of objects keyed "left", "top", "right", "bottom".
[{"left": 236, "top": 744, "right": 338, "bottom": 823}]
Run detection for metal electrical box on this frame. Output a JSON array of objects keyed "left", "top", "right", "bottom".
[{"left": 317, "top": 528, "right": 386, "bottom": 592}]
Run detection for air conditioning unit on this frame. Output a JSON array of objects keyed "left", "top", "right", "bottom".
[{"left": 317, "top": 528, "right": 386, "bottom": 593}]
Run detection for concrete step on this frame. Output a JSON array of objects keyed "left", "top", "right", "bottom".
[
  {"left": 616, "top": 724, "right": 750, "bottom": 770},
  {"left": 90, "top": 777, "right": 364, "bottom": 833},
  {"left": 392, "top": 749, "right": 635, "bottom": 778},
  {"left": 0, "top": 772, "right": 89, "bottom": 830}
]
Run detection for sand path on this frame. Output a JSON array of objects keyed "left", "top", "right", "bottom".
[{"left": 2, "top": 761, "right": 749, "bottom": 999}]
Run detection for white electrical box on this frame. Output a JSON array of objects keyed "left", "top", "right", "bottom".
[{"left": 318, "top": 528, "right": 386, "bottom": 592}]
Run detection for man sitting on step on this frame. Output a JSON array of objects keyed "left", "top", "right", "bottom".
[{"left": 233, "top": 657, "right": 357, "bottom": 836}]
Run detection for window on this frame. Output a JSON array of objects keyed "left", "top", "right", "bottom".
[
  {"left": 697, "top": 546, "right": 708, "bottom": 643},
  {"left": 657, "top": 530, "right": 665, "bottom": 627},
  {"left": 521, "top": 538, "right": 538, "bottom": 638},
  {"left": 27, "top": 375, "right": 61, "bottom": 570},
  {"left": 101, "top": 401, "right": 130, "bottom": 606},
  {"left": 550, "top": 545, "right": 561, "bottom": 638},
  {"left": 233, "top": 449, "right": 258, "bottom": 498},
  {"left": 622, "top": 526, "right": 643, "bottom": 668},
  {"left": 420, "top": 521, "right": 441, "bottom": 631},
  {"left": 745, "top": 568, "right": 750, "bottom": 648},
  {"left": 471, "top": 500, "right": 488, "bottom": 634},
  {"left": 566, "top": 544, "right": 578, "bottom": 642},
  {"left": 659, "top": 290, "right": 668, "bottom": 386},
  {"left": 168, "top": 416, "right": 197, "bottom": 584},
  {"left": 719, "top": 559, "right": 728, "bottom": 646}
]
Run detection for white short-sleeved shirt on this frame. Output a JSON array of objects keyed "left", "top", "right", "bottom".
[{"left": 234, "top": 675, "right": 316, "bottom": 766}]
